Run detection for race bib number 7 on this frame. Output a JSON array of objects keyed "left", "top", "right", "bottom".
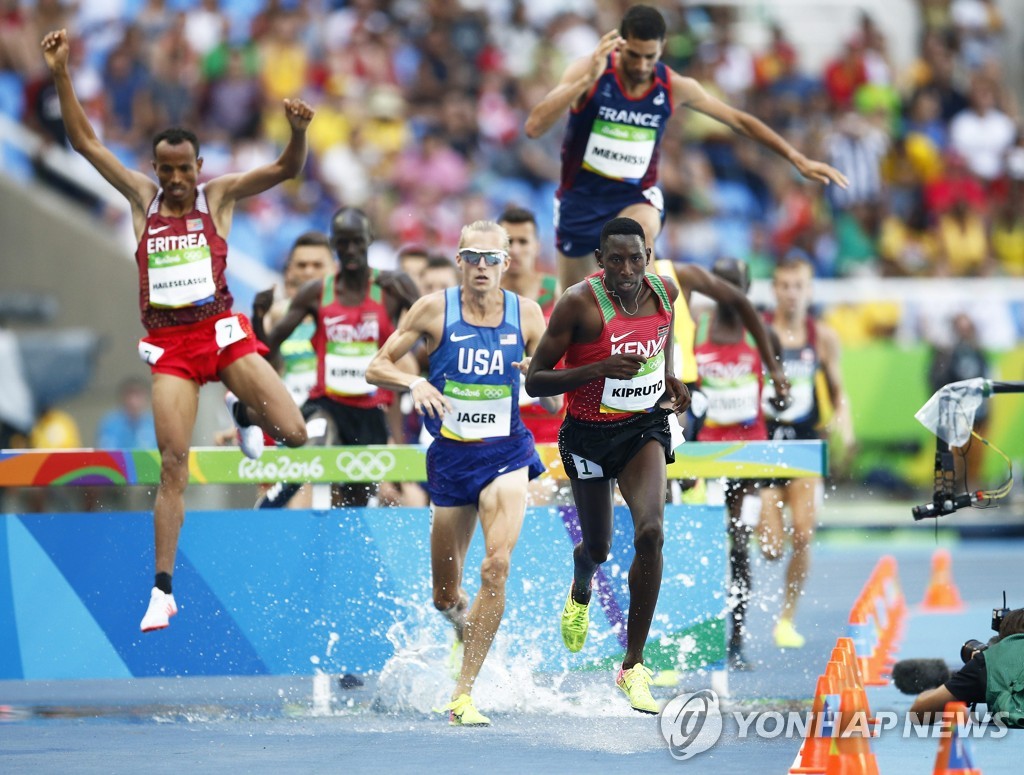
[{"left": 215, "top": 315, "right": 248, "bottom": 349}]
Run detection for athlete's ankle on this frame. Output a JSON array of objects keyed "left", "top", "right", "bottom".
[{"left": 570, "top": 578, "right": 592, "bottom": 605}]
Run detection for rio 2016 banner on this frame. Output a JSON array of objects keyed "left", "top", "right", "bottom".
[{"left": 0, "top": 441, "right": 826, "bottom": 487}]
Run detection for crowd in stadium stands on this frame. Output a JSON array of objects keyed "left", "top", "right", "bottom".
[{"left": 1, "top": 0, "right": 1021, "bottom": 284}]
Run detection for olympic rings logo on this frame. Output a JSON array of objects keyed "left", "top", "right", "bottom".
[
  {"left": 482, "top": 388, "right": 505, "bottom": 399},
  {"left": 334, "top": 450, "right": 397, "bottom": 481}
]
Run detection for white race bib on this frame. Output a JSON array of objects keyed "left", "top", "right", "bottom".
[
  {"left": 441, "top": 380, "right": 512, "bottom": 441},
  {"left": 325, "top": 341, "right": 375, "bottom": 397},
  {"left": 214, "top": 315, "right": 247, "bottom": 349},
  {"left": 582, "top": 119, "right": 656, "bottom": 182},
  {"left": 571, "top": 453, "right": 604, "bottom": 479},
  {"left": 601, "top": 351, "right": 665, "bottom": 413},
  {"left": 148, "top": 243, "right": 216, "bottom": 308},
  {"left": 138, "top": 339, "right": 164, "bottom": 365},
  {"left": 704, "top": 378, "right": 760, "bottom": 426}
]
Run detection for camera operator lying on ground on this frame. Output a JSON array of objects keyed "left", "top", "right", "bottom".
[{"left": 910, "top": 606, "right": 1024, "bottom": 727}]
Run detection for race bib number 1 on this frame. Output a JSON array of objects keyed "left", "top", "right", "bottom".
[
  {"left": 215, "top": 315, "right": 248, "bottom": 349},
  {"left": 571, "top": 454, "right": 604, "bottom": 480}
]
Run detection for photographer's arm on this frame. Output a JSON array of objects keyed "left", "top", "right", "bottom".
[{"left": 909, "top": 685, "right": 958, "bottom": 718}]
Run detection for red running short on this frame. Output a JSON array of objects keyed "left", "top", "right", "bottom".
[{"left": 138, "top": 311, "right": 268, "bottom": 385}]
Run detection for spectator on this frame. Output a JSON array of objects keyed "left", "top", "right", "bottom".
[
  {"left": 949, "top": 76, "right": 1016, "bottom": 184},
  {"left": 96, "top": 377, "right": 157, "bottom": 449},
  {"left": 932, "top": 195, "right": 993, "bottom": 276}
]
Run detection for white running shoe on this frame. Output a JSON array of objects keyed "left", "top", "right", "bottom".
[
  {"left": 226, "top": 392, "right": 264, "bottom": 460},
  {"left": 140, "top": 587, "right": 178, "bottom": 632}
]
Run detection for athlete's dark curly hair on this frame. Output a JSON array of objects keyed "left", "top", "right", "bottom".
[
  {"left": 620, "top": 5, "right": 667, "bottom": 41},
  {"left": 599, "top": 217, "right": 646, "bottom": 249},
  {"left": 152, "top": 127, "right": 200, "bottom": 157}
]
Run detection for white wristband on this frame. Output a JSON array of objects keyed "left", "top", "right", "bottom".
[{"left": 408, "top": 377, "right": 427, "bottom": 391}]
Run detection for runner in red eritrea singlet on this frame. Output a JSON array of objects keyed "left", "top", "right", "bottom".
[{"left": 43, "top": 24, "right": 313, "bottom": 635}]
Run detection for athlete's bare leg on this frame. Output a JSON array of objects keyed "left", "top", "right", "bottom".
[
  {"left": 781, "top": 478, "right": 817, "bottom": 622},
  {"left": 618, "top": 202, "right": 662, "bottom": 257},
  {"left": 449, "top": 467, "right": 528, "bottom": 698},
  {"left": 431, "top": 502, "right": 477, "bottom": 638},
  {"left": 614, "top": 440, "right": 668, "bottom": 670},
  {"left": 220, "top": 352, "right": 307, "bottom": 446},
  {"left": 557, "top": 248, "right": 597, "bottom": 291},
  {"left": 759, "top": 479, "right": 818, "bottom": 623},
  {"left": 151, "top": 373, "right": 200, "bottom": 576}
]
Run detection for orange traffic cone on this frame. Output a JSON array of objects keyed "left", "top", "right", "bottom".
[
  {"left": 824, "top": 687, "right": 880, "bottom": 775},
  {"left": 835, "top": 638, "right": 864, "bottom": 687},
  {"left": 790, "top": 672, "right": 838, "bottom": 774},
  {"left": 933, "top": 701, "right": 982, "bottom": 775},
  {"left": 921, "top": 548, "right": 964, "bottom": 611}
]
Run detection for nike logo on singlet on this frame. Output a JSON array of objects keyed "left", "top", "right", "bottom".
[
  {"left": 609, "top": 331, "right": 635, "bottom": 343},
  {"left": 148, "top": 225, "right": 171, "bottom": 234},
  {"left": 324, "top": 315, "right": 346, "bottom": 326},
  {"left": 450, "top": 333, "right": 476, "bottom": 342}
]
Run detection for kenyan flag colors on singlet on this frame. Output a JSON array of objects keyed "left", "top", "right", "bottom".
[
  {"left": 309, "top": 272, "right": 394, "bottom": 409},
  {"left": 564, "top": 273, "right": 673, "bottom": 422}
]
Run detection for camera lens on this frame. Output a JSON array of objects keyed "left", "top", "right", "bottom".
[{"left": 961, "top": 639, "right": 987, "bottom": 664}]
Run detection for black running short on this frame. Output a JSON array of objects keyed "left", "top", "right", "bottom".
[
  {"left": 558, "top": 410, "right": 673, "bottom": 481},
  {"left": 302, "top": 397, "right": 388, "bottom": 445}
]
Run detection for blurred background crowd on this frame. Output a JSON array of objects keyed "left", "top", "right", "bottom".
[
  {"left": 2, "top": 0, "right": 1021, "bottom": 283},
  {"left": 1, "top": 0, "right": 1024, "bottom": 508}
]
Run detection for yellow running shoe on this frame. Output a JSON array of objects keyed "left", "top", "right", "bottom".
[
  {"left": 650, "top": 669, "right": 679, "bottom": 687},
  {"left": 616, "top": 664, "right": 659, "bottom": 714},
  {"left": 774, "top": 618, "right": 806, "bottom": 649},
  {"left": 560, "top": 584, "right": 590, "bottom": 652},
  {"left": 435, "top": 693, "right": 491, "bottom": 726}
]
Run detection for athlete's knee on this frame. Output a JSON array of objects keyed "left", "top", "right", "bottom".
[
  {"left": 580, "top": 539, "right": 610, "bottom": 566},
  {"left": 633, "top": 520, "right": 664, "bottom": 555},
  {"left": 433, "top": 587, "right": 461, "bottom": 611},
  {"left": 480, "top": 551, "right": 511, "bottom": 589},
  {"left": 276, "top": 417, "right": 307, "bottom": 447},
  {"left": 158, "top": 445, "right": 190, "bottom": 487},
  {"left": 791, "top": 524, "right": 815, "bottom": 552}
]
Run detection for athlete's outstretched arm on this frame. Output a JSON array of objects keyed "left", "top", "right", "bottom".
[
  {"left": 525, "top": 288, "right": 645, "bottom": 396},
  {"left": 205, "top": 99, "right": 314, "bottom": 213},
  {"left": 670, "top": 72, "right": 849, "bottom": 189},
  {"left": 524, "top": 29, "right": 623, "bottom": 139},
  {"left": 41, "top": 29, "right": 155, "bottom": 226},
  {"left": 366, "top": 294, "right": 449, "bottom": 419},
  {"left": 261, "top": 279, "right": 322, "bottom": 357},
  {"left": 514, "top": 298, "right": 561, "bottom": 413},
  {"left": 678, "top": 264, "right": 791, "bottom": 404}
]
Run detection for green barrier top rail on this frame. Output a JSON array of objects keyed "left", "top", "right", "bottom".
[{"left": 0, "top": 441, "right": 826, "bottom": 487}]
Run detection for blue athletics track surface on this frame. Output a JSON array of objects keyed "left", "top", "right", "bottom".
[{"left": 2, "top": 504, "right": 1021, "bottom": 774}]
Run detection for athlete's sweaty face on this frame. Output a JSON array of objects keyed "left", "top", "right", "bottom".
[
  {"left": 153, "top": 141, "right": 201, "bottom": 207},
  {"left": 285, "top": 245, "right": 335, "bottom": 297},
  {"left": 457, "top": 229, "right": 509, "bottom": 293},
  {"left": 618, "top": 36, "right": 663, "bottom": 88},
  {"left": 772, "top": 264, "right": 814, "bottom": 320},
  {"left": 500, "top": 220, "right": 539, "bottom": 277},
  {"left": 597, "top": 234, "right": 649, "bottom": 295},
  {"left": 331, "top": 221, "right": 372, "bottom": 272}
]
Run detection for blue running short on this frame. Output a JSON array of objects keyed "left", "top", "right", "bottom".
[
  {"left": 554, "top": 187, "right": 665, "bottom": 258},
  {"left": 426, "top": 431, "right": 544, "bottom": 507}
]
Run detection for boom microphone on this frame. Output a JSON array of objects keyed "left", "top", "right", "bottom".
[{"left": 891, "top": 659, "right": 952, "bottom": 694}]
